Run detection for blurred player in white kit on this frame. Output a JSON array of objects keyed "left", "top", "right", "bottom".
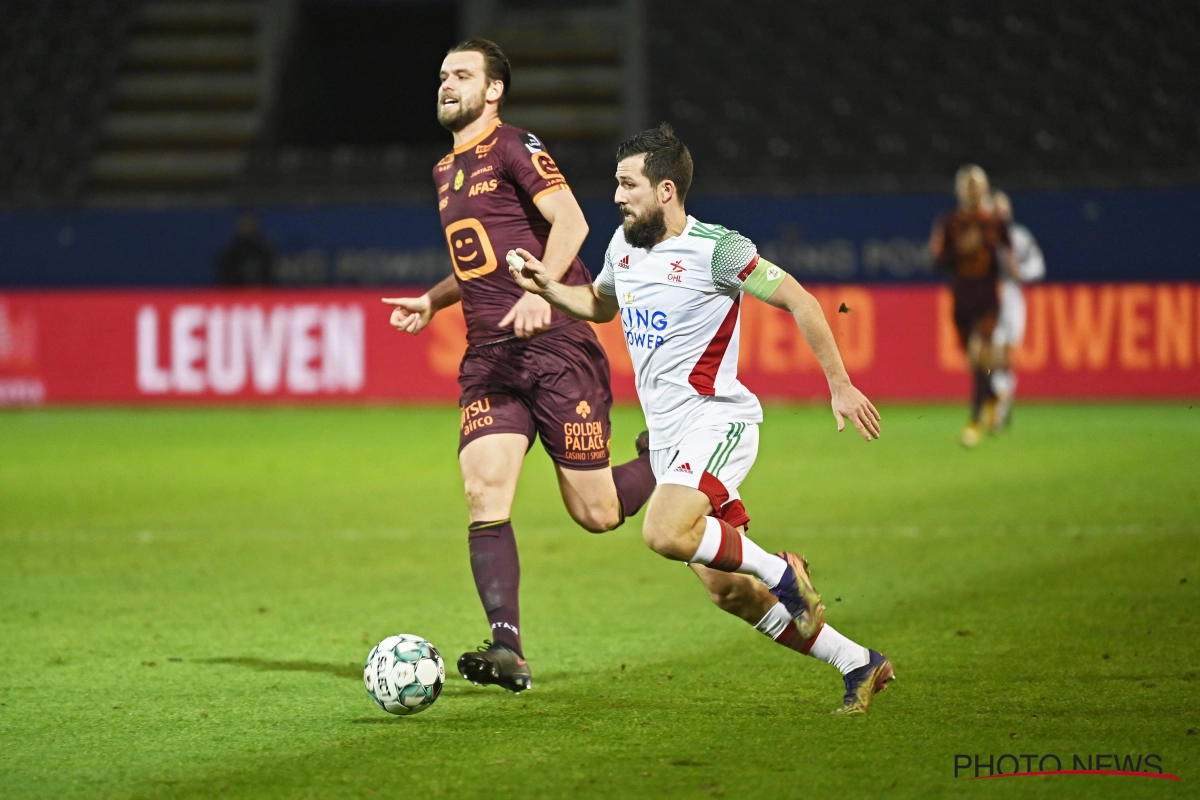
[{"left": 989, "top": 191, "right": 1045, "bottom": 431}]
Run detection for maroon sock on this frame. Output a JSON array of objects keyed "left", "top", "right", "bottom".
[
  {"left": 612, "top": 452, "right": 655, "bottom": 522},
  {"left": 467, "top": 520, "right": 523, "bottom": 657},
  {"left": 970, "top": 368, "right": 994, "bottom": 422}
]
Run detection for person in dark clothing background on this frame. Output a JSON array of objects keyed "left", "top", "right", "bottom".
[{"left": 216, "top": 212, "right": 276, "bottom": 286}]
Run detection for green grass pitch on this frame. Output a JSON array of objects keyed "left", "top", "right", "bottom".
[{"left": 1, "top": 403, "right": 1197, "bottom": 799}]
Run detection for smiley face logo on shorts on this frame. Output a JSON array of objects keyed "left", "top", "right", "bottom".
[
  {"left": 575, "top": 400, "right": 591, "bottom": 418},
  {"left": 444, "top": 218, "right": 498, "bottom": 280}
]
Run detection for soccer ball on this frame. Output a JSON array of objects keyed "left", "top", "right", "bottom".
[{"left": 363, "top": 634, "right": 445, "bottom": 715}]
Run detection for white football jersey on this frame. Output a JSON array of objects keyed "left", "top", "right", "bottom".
[
  {"left": 1007, "top": 223, "right": 1045, "bottom": 284},
  {"left": 595, "top": 216, "right": 778, "bottom": 449}
]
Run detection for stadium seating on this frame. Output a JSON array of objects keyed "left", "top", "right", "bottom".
[
  {"left": 1, "top": 0, "right": 1196, "bottom": 206},
  {"left": 648, "top": 0, "right": 1200, "bottom": 192},
  {"left": 0, "top": 0, "right": 134, "bottom": 206}
]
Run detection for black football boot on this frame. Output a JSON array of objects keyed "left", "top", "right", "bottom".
[{"left": 457, "top": 640, "right": 533, "bottom": 693}]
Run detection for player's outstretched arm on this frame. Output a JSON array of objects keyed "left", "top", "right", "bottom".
[
  {"left": 381, "top": 274, "right": 461, "bottom": 336},
  {"left": 765, "top": 274, "right": 881, "bottom": 441},
  {"left": 499, "top": 189, "right": 590, "bottom": 338},
  {"left": 508, "top": 248, "right": 618, "bottom": 323}
]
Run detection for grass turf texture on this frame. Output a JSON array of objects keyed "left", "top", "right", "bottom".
[{"left": 1, "top": 403, "right": 1197, "bottom": 799}]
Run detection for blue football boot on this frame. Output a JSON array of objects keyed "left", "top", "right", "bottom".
[{"left": 833, "top": 649, "right": 894, "bottom": 715}]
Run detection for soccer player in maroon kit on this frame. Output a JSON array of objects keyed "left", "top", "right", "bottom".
[
  {"left": 382, "top": 39, "right": 655, "bottom": 692},
  {"left": 930, "top": 164, "right": 1012, "bottom": 447}
]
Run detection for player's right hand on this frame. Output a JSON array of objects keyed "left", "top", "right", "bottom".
[
  {"left": 831, "top": 382, "right": 882, "bottom": 441},
  {"left": 507, "top": 248, "right": 551, "bottom": 294},
  {"left": 381, "top": 294, "right": 434, "bottom": 335}
]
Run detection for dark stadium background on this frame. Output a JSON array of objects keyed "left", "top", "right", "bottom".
[{"left": 3, "top": 4, "right": 1199, "bottom": 796}]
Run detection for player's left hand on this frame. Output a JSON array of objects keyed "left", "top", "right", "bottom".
[
  {"left": 831, "top": 383, "right": 881, "bottom": 441},
  {"left": 500, "top": 292, "right": 554, "bottom": 338}
]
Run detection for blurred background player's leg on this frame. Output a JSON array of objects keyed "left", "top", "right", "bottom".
[
  {"left": 991, "top": 280, "right": 1025, "bottom": 431},
  {"left": 959, "top": 311, "right": 998, "bottom": 447}
]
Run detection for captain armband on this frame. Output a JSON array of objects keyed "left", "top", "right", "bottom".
[{"left": 740, "top": 255, "right": 787, "bottom": 301}]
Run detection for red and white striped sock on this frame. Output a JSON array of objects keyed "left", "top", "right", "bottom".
[
  {"left": 806, "top": 624, "right": 869, "bottom": 674},
  {"left": 753, "top": 604, "right": 868, "bottom": 674},
  {"left": 754, "top": 603, "right": 820, "bottom": 654},
  {"left": 690, "top": 516, "right": 787, "bottom": 588}
]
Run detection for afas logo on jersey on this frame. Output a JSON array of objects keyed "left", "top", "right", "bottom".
[
  {"left": 468, "top": 179, "right": 498, "bottom": 197},
  {"left": 521, "top": 133, "right": 544, "bottom": 153}
]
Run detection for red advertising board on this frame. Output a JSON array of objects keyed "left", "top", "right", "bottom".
[{"left": 1, "top": 285, "right": 1197, "bottom": 406}]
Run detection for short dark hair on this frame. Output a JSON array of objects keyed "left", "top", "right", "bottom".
[
  {"left": 615, "top": 123, "right": 693, "bottom": 203},
  {"left": 446, "top": 38, "right": 511, "bottom": 107}
]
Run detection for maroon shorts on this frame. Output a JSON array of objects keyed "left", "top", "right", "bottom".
[
  {"left": 458, "top": 324, "right": 613, "bottom": 470},
  {"left": 952, "top": 278, "right": 1000, "bottom": 349},
  {"left": 953, "top": 304, "right": 999, "bottom": 349}
]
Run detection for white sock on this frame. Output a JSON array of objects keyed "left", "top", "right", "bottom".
[
  {"left": 691, "top": 516, "right": 787, "bottom": 588},
  {"left": 753, "top": 602, "right": 792, "bottom": 640},
  {"left": 992, "top": 368, "right": 1017, "bottom": 398},
  {"left": 807, "top": 624, "right": 870, "bottom": 675}
]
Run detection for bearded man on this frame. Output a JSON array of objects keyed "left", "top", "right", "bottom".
[{"left": 381, "top": 39, "right": 656, "bottom": 693}]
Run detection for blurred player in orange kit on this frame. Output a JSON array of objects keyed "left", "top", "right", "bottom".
[
  {"left": 381, "top": 39, "right": 656, "bottom": 693},
  {"left": 929, "top": 165, "right": 1012, "bottom": 447}
]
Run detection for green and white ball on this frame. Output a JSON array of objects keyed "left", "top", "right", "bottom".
[{"left": 364, "top": 634, "right": 445, "bottom": 715}]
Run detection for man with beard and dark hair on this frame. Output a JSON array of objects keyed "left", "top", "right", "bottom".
[
  {"left": 380, "top": 39, "right": 656, "bottom": 694},
  {"left": 506, "top": 123, "right": 895, "bottom": 715}
]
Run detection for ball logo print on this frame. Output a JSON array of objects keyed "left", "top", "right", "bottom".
[{"left": 363, "top": 634, "right": 445, "bottom": 716}]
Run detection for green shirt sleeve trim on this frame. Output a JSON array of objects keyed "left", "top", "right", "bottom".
[{"left": 742, "top": 256, "right": 786, "bottom": 301}]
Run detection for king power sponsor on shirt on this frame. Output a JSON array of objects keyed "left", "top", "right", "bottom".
[
  {"left": 136, "top": 303, "right": 364, "bottom": 395},
  {"left": 621, "top": 307, "right": 669, "bottom": 351}
]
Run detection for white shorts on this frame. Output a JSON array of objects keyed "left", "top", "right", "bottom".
[
  {"left": 993, "top": 281, "right": 1026, "bottom": 348},
  {"left": 650, "top": 422, "right": 759, "bottom": 528}
]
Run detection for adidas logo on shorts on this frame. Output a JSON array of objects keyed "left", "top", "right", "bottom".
[{"left": 674, "top": 462, "right": 693, "bottom": 474}]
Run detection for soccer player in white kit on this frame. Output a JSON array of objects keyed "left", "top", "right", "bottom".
[
  {"left": 990, "top": 191, "right": 1046, "bottom": 431},
  {"left": 508, "top": 124, "right": 895, "bottom": 714}
]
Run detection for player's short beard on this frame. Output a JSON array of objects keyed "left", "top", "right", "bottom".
[
  {"left": 622, "top": 204, "right": 667, "bottom": 250},
  {"left": 437, "top": 87, "right": 487, "bottom": 133}
]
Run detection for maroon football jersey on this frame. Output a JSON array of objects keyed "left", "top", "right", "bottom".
[
  {"left": 433, "top": 121, "right": 592, "bottom": 345},
  {"left": 931, "top": 208, "right": 1010, "bottom": 313}
]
